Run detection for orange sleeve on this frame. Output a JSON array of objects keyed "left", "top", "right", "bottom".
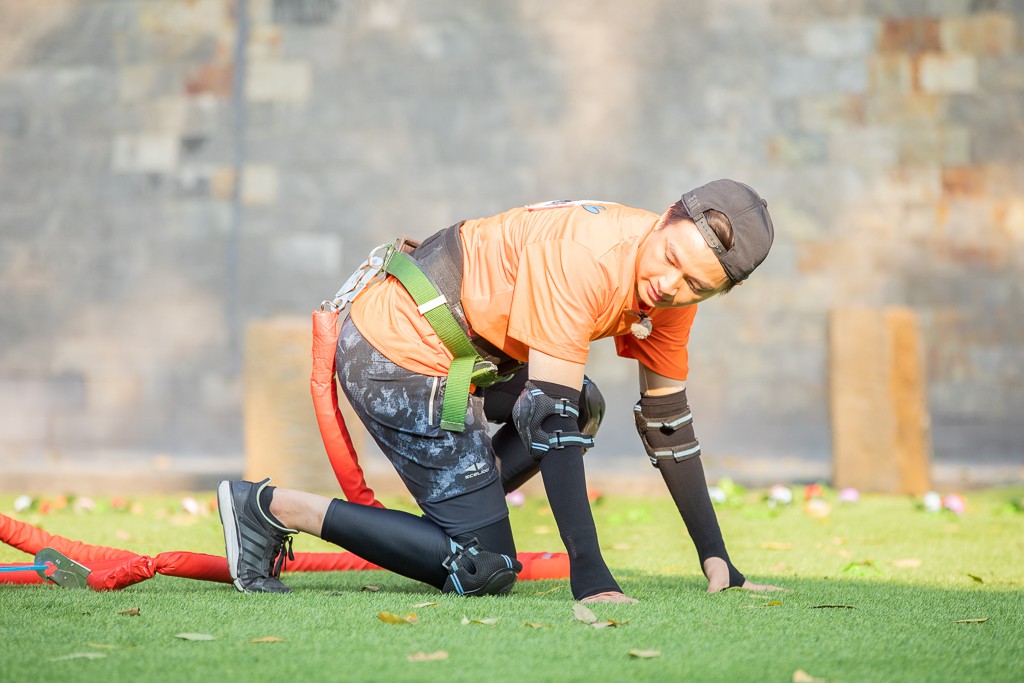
[
  {"left": 506, "top": 240, "right": 610, "bottom": 364},
  {"left": 614, "top": 304, "right": 697, "bottom": 380}
]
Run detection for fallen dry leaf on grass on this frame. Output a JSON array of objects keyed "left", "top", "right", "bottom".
[
  {"left": 572, "top": 603, "right": 598, "bottom": 624},
  {"left": 250, "top": 636, "right": 285, "bottom": 643},
  {"left": 360, "top": 585, "right": 380, "bottom": 592},
  {"left": 378, "top": 612, "right": 418, "bottom": 625},
  {"left": 811, "top": 605, "right": 855, "bottom": 610},
  {"left": 843, "top": 559, "right": 878, "bottom": 575},
  {"left": 759, "top": 542, "right": 793, "bottom": 551},
  {"left": 408, "top": 651, "right": 448, "bottom": 662},
  {"left": 524, "top": 622, "right": 551, "bottom": 629},
  {"left": 628, "top": 649, "right": 661, "bottom": 659},
  {"left": 793, "top": 669, "right": 828, "bottom": 682},
  {"left": 534, "top": 585, "right": 563, "bottom": 596},
  {"left": 118, "top": 607, "right": 140, "bottom": 616},
  {"left": 592, "top": 618, "right": 628, "bottom": 629},
  {"left": 413, "top": 601, "right": 439, "bottom": 608},
  {"left": 967, "top": 574, "right": 984, "bottom": 583},
  {"left": 954, "top": 617, "right": 989, "bottom": 624},
  {"left": 746, "top": 600, "right": 783, "bottom": 608},
  {"left": 175, "top": 633, "right": 215, "bottom": 641},
  {"left": 461, "top": 616, "right": 499, "bottom": 626}
]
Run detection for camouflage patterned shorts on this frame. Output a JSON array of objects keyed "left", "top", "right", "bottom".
[{"left": 336, "top": 317, "right": 501, "bottom": 509}]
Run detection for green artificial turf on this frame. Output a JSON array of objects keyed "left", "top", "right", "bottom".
[{"left": 1, "top": 486, "right": 1022, "bottom": 683}]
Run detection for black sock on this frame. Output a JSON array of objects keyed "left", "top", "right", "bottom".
[{"left": 320, "top": 499, "right": 452, "bottom": 589}]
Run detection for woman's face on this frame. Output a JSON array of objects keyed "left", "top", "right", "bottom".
[{"left": 635, "top": 216, "right": 731, "bottom": 309}]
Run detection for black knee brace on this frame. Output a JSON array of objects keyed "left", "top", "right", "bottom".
[
  {"left": 512, "top": 381, "right": 594, "bottom": 460},
  {"left": 441, "top": 539, "right": 522, "bottom": 596},
  {"left": 634, "top": 389, "right": 701, "bottom": 466},
  {"left": 577, "top": 376, "right": 606, "bottom": 443}
]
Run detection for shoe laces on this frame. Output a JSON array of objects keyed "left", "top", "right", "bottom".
[{"left": 271, "top": 534, "right": 295, "bottom": 579}]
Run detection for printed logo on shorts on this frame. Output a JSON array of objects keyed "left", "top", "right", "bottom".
[{"left": 463, "top": 462, "right": 491, "bottom": 479}]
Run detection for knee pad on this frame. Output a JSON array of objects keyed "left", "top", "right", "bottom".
[
  {"left": 441, "top": 539, "right": 522, "bottom": 596},
  {"left": 633, "top": 390, "right": 701, "bottom": 467},
  {"left": 578, "top": 376, "right": 606, "bottom": 442},
  {"left": 512, "top": 381, "right": 595, "bottom": 461}
]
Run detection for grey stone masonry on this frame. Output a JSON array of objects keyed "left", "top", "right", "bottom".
[{"left": 0, "top": 0, "right": 1021, "bottom": 488}]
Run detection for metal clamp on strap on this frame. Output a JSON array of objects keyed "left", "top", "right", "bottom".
[{"left": 385, "top": 250, "right": 501, "bottom": 432}]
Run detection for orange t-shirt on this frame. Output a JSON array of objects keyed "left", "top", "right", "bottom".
[{"left": 349, "top": 200, "right": 697, "bottom": 381}]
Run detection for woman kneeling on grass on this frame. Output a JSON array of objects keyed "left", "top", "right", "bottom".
[{"left": 218, "top": 179, "right": 784, "bottom": 603}]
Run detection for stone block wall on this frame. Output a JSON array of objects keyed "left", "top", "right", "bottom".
[{"left": 0, "top": 0, "right": 1021, "bottom": 480}]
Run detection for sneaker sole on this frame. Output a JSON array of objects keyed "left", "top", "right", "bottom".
[{"left": 216, "top": 480, "right": 244, "bottom": 592}]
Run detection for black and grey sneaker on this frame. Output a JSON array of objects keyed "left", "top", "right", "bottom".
[
  {"left": 441, "top": 539, "right": 522, "bottom": 596},
  {"left": 217, "top": 478, "right": 296, "bottom": 593}
]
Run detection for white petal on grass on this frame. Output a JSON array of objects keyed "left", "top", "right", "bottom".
[
  {"left": 51, "top": 652, "right": 107, "bottom": 661},
  {"left": 175, "top": 633, "right": 216, "bottom": 641},
  {"left": 572, "top": 603, "right": 598, "bottom": 624}
]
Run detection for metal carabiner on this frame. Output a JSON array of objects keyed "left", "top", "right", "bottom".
[{"left": 320, "top": 242, "right": 395, "bottom": 312}]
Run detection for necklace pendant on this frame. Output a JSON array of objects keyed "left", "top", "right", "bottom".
[{"left": 629, "top": 312, "right": 653, "bottom": 340}]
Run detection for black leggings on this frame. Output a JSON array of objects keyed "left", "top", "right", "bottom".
[{"left": 319, "top": 496, "right": 515, "bottom": 590}]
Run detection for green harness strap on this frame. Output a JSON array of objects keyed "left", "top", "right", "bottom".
[{"left": 384, "top": 250, "right": 500, "bottom": 432}]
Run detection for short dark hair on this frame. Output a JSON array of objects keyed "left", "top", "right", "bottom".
[{"left": 664, "top": 200, "right": 737, "bottom": 293}]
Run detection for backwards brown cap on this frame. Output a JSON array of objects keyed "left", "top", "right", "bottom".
[{"left": 681, "top": 179, "right": 774, "bottom": 282}]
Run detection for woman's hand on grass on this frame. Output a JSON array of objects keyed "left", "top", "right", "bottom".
[
  {"left": 580, "top": 591, "right": 639, "bottom": 604},
  {"left": 703, "top": 557, "right": 789, "bottom": 593}
]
